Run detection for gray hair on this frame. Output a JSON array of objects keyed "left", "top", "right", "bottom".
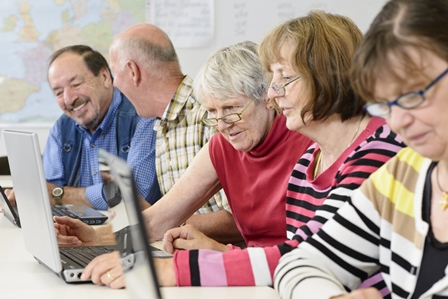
[
  {"left": 112, "top": 34, "right": 180, "bottom": 78},
  {"left": 194, "top": 41, "right": 269, "bottom": 104}
]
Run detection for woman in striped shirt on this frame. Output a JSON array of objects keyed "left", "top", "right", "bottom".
[{"left": 275, "top": 1, "right": 448, "bottom": 298}]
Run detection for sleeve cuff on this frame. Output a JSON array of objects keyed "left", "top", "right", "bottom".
[{"left": 85, "top": 184, "right": 108, "bottom": 210}]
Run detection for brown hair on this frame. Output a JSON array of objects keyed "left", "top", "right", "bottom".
[
  {"left": 259, "top": 10, "right": 364, "bottom": 122},
  {"left": 48, "top": 45, "right": 112, "bottom": 80},
  {"left": 351, "top": 0, "right": 448, "bottom": 102}
]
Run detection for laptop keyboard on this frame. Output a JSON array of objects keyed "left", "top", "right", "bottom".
[
  {"left": 51, "top": 205, "right": 82, "bottom": 218},
  {"left": 60, "top": 246, "right": 116, "bottom": 268}
]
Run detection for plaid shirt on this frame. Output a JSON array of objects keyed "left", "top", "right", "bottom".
[{"left": 154, "top": 75, "right": 229, "bottom": 214}]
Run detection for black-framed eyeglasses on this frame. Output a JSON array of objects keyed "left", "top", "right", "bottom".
[
  {"left": 269, "top": 76, "right": 301, "bottom": 97},
  {"left": 202, "top": 99, "right": 254, "bottom": 127},
  {"left": 364, "top": 67, "right": 448, "bottom": 117}
]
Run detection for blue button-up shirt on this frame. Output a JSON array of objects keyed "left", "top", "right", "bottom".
[{"left": 43, "top": 89, "right": 160, "bottom": 209}]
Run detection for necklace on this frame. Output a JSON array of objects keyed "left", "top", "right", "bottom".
[
  {"left": 436, "top": 164, "right": 448, "bottom": 211},
  {"left": 315, "top": 114, "right": 365, "bottom": 178},
  {"left": 314, "top": 150, "right": 322, "bottom": 178},
  {"left": 347, "top": 114, "right": 365, "bottom": 148}
]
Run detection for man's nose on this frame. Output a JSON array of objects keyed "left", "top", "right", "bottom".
[{"left": 63, "top": 87, "right": 77, "bottom": 106}]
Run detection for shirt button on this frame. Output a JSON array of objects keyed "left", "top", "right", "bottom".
[
  {"left": 91, "top": 144, "right": 96, "bottom": 148},
  {"left": 94, "top": 172, "right": 97, "bottom": 176}
]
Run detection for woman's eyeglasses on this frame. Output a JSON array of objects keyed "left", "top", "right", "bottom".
[
  {"left": 364, "top": 68, "right": 448, "bottom": 117},
  {"left": 202, "top": 99, "right": 254, "bottom": 127},
  {"left": 269, "top": 76, "right": 300, "bottom": 97}
]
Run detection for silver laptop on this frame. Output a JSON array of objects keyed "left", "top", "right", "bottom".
[
  {"left": 3, "top": 130, "right": 116, "bottom": 283},
  {"left": 99, "top": 149, "right": 166, "bottom": 299}
]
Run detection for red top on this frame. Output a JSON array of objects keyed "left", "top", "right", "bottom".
[{"left": 209, "top": 115, "right": 312, "bottom": 247}]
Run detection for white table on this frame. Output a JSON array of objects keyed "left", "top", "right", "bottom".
[{"left": 0, "top": 203, "right": 279, "bottom": 299}]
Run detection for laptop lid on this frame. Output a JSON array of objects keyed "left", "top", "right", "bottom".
[
  {"left": 0, "top": 186, "right": 20, "bottom": 227},
  {"left": 99, "top": 149, "right": 162, "bottom": 299},
  {"left": 3, "top": 130, "right": 115, "bottom": 283},
  {"left": 3, "top": 130, "right": 64, "bottom": 275}
]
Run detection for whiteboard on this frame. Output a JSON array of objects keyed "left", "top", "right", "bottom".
[{"left": 149, "top": 0, "right": 389, "bottom": 78}]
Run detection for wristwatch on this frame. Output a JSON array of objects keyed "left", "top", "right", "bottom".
[{"left": 51, "top": 187, "right": 64, "bottom": 205}]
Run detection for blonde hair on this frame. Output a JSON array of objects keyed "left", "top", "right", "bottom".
[{"left": 259, "top": 10, "right": 364, "bottom": 122}]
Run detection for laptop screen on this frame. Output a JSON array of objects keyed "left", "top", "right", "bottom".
[{"left": 99, "top": 149, "right": 162, "bottom": 299}]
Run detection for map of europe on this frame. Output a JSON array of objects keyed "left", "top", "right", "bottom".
[{"left": 0, "top": 0, "right": 145, "bottom": 123}]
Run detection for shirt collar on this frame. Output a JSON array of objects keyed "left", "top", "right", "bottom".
[{"left": 160, "top": 75, "right": 195, "bottom": 123}]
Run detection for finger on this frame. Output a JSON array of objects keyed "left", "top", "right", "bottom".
[
  {"left": 56, "top": 231, "right": 82, "bottom": 245},
  {"left": 162, "top": 238, "right": 175, "bottom": 254},
  {"left": 80, "top": 253, "right": 106, "bottom": 281},
  {"left": 163, "top": 229, "right": 181, "bottom": 253},
  {"left": 83, "top": 252, "right": 120, "bottom": 284},
  {"left": 99, "top": 265, "right": 123, "bottom": 287},
  {"left": 172, "top": 238, "right": 198, "bottom": 251},
  {"left": 109, "top": 275, "right": 126, "bottom": 289},
  {"left": 57, "top": 235, "right": 82, "bottom": 246},
  {"left": 54, "top": 215, "right": 85, "bottom": 228}
]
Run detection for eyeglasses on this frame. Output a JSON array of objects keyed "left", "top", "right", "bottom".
[
  {"left": 269, "top": 76, "right": 301, "bottom": 97},
  {"left": 202, "top": 99, "right": 253, "bottom": 127},
  {"left": 364, "top": 67, "right": 448, "bottom": 117}
]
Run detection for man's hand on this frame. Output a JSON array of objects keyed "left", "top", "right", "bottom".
[
  {"left": 331, "top": 288, "right": 383, "bottom": 299},
  {"left": 54, "top": 216, "right": 98, "bottom": 246},
  {"left": 162, "top": 224, "right": 230, "bottom": 254},
  {"left": 81, "top": 251, "right": 125, "bottom": 289},
  {"left": 4, "top": 188, "right": 16, "bottom": 206}
]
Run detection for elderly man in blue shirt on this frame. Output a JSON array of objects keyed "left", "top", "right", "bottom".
[{"left": 41, "top": 45, "right": 160, "bottom": 210}]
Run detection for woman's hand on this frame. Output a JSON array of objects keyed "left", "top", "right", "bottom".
[
  {"left": 81, "top": 251, "right": 125, "bottom": 289},
  {"left": 162, "top": 224, "right": 230, "bottom": 254}
]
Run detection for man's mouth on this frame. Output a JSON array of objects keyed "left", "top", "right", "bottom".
[{"left": 72, "top": 102, "right": 87, "bottom": 112}]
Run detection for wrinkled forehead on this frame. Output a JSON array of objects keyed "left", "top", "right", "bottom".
[{"left": 201, "top": 96, "right": 247, "bottom": 110}]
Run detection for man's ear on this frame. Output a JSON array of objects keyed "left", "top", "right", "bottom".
[
  {"left": 101, "top": 67, "right": 113, "bottom": 88},
  {"left": 126, "top": 60, "right": 141, "bottom": 86}
]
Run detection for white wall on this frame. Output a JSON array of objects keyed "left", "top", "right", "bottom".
[
  {"left": 0, "top": 0, "right": 388, "bottom": 157},
  {"left": 174, "top": 0, "right": 388, "bottom": 78},
  {"left": 0, "top": 125, "right": 50, "bottom": 157}
]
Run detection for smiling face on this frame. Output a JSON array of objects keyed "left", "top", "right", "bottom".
[
  {"left": 48, "top": 52, "right": 113, "bottom": 132},
  {"left": 374, "top": 48, "right": 448, "bottom": 161},
  {"left": 202, "top": 96, "right": 274, "bottom": 152}
]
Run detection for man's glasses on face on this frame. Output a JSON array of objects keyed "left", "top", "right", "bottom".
[
  {"left": 202, "top": 99, "right": 254, "bottom": 127},
  {"left": 364, "top": 67, "right": 448, "bottom": 117}
]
